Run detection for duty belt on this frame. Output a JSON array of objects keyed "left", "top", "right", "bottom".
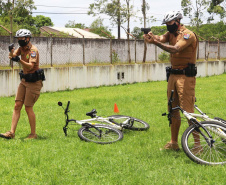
[
  {"left": 170, "top": 69, "right": 185, "bottom": 75},
  {"left": 19, "top": 69, "right": 45, "bottom": 82}
]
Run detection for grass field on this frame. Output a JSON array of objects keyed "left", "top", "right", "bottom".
[{"left": 0, "top": 73, "right": 225, "bottom": 184}]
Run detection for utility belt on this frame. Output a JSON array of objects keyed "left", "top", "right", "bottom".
[
  {"left": 19, "top": 69, "right": 46, "bottom": 82},
  {"left": 166, "top": 63, "right": 197, "bottom": 82}
]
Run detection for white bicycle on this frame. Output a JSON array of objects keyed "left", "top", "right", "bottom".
[
  {"left": 58, "top": 101, "right": 149, "bottom": 144},
  {"left": 163, "top": 90, "right": 226, "bottom": 165}
]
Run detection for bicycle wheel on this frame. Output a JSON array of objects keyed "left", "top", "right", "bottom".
[
  {"left": 214, "top": 117, "right": 226, "bottom": 124},
  {"left": 182, "top": 121, "right": 226, "bottom": 165},
  {"left": 78, "top": 124, "right": 123, "bottom": 144},
  {"left": 108, "top": 115, "right": 149, "bottom": 131}
]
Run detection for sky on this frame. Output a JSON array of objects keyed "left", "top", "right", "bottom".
[{"left": 32, "top": 0, "right": 214, "bottom": 38}]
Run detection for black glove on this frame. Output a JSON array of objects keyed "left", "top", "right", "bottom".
[
  {"left": 9, "top": 43, "right": 15, "bottom": 52},
  {"left": 11, "top": 56, "right": 20, "bottom": 62}
]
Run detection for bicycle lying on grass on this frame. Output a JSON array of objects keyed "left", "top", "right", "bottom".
[
  {"left": 163, "top": 90, "right": 226, "bottom": 165},
  {"left": 58, "top": 101, "right": 149, "bottom": 144}
]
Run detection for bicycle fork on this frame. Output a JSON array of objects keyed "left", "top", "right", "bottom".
[{"left": 191, "top": 119, "right": 215, "bottom": 148}]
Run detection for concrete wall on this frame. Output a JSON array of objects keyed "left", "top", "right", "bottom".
[{"left": 0, "top": 61, "right": 225, "bottom": 97}]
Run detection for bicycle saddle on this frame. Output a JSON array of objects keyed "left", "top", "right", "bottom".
[{"left": 86, "top": 109, "right": 97, "bottom": 118}]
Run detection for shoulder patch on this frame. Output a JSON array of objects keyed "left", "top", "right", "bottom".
[
  {"left": 184, "top": 33, "right": 190, "bottom": 39},
  {"left": 31, "top": 51, "right": 36, "bottom": 58}
]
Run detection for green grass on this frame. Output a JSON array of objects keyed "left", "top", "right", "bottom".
[{"left": 0, "top": 74, "right": 226, "bottom": 184}]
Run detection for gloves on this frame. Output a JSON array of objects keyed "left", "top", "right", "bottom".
[
  {"left": 11, "top": 56, "right": 20, "bottom": 62},
  {"left": 8, "top": 43, "right": 15, "bottom": 52}
]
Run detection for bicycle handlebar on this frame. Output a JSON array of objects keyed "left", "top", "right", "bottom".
[{"left": 65, "top": 101, "right": 70, "bottom": 115}]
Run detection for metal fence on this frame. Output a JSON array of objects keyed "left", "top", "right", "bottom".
[{"left": 1, "top": 35, "right": 226, "bottom": 68}]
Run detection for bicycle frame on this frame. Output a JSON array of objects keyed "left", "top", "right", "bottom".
[
  {"left": 76, "top": 117, "right": 122, "bottom": 130},
  {"left": 164, "top": 90, "right": 226, "bottom": 144},
  {"left": 193, "top": 105, "right": 226, "bottom": 124},
  {"left": 58, "top": 101, "right": 134, "bottom": 135}
]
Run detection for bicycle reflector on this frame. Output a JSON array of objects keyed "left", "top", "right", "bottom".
[{"left": 58, "top": 102, "right": 62, "bottom": 106}]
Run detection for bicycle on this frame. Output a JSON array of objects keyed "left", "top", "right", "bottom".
[
  {"left": 193, "top": 104, "right": 226, "bottom": 125},
  {"left": 162, "top": 90, "right": 226, "bottom": 165},
  {"left": 58, "top": 101, "right": 149, "bottom": 144}
]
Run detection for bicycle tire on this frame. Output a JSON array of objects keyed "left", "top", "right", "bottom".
[
  {"left": 78, "top": 124, "right": 123, "bottom": 144},
  {"left": 108, "top": 115, "right": 150, "bottom": 131},
  {"left": 181, "top": 121, "right": 226, "bottom": 165},
  {"left": 214, "top": 117, "right": 226, "bottom": 124}
]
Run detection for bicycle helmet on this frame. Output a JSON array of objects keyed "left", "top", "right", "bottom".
[
  {"left": 15, "top": 29, "right": 32, "bottom": 38},
  {"left": 162, "top": 11, "right": 183, "bottom": 24}
]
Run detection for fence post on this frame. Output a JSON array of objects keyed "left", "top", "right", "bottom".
[
  {"left": 197, "top": 35, "right": 205, "bottom": 60},
  {"left": 127, "top": 33, "right": 137, "bottom": 63},
  {"left": 121, "top": 29, "right": 137, "bottom": 63},
  {"left": 74, "top": 29, "right": 85, "bottom": 65},
  {"left": 40, "top": 27, "right": 53, "bottom": 67},
  {"left": 0, "top": 25, "right": 13, "bottom": 69},
  {"left": 155, "top": 45, "right": 157, "bottom": 62},
  {"left": 101, "top": 30, "right": 113, "bottom": 64},
  {"left": 218, "top": 38, "right": 220, "bottom": 60}
]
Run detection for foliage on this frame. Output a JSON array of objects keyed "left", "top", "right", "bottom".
[
  {"left": 89, "top": 17, "right": 114, "bottom": 38},
  {"left": 0, "top": 74, "right": 225, "bottom": 184},
  {"left": 181, "top": 0, "right": 226, "bottom": 34},
  {"left": 131, "top": 25, "right": 167, "bottom": 39},
  {"left": 151, "top": 26, "right": 168, "bottom": 36},
  {"left": 158, "top": 51, "right": 170, "bottom": 62},
  {"left": 181, "top": 0, "right": 210, "bottom": 33},
  {"left": 88, "top": 0, "right": 137, "bottom": 38},
  {"left": 112, "top": 50, "right": 120, "bottom": 63},
  {"left": 88, "top": 0, "right": 126, "bottom": 27},
  {"left": 131, "top": 26, "right": 143, "bottom": 39},
  {"left": 187, "top": 21, "right": 226, "bottom": 41},
  {"left": 65, "top": 21, "right": 87, "bottom": 29},
  {"left": 207, "top": 0, "right": 225, "bottom": 20},
  {"left": 0, "top": 0, "right": 53, "bottom": 36}
]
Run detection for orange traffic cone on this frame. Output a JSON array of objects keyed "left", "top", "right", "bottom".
[{"left": 114, "top": 103, "right": 119, "bottom": 113}]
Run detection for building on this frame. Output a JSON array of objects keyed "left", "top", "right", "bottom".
[{"left": 40, "top": 26, "right": 106, "bottom": 39}]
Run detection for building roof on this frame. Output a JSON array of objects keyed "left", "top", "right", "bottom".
[{"left": 40, "top": 26, "right": 106, "bottom": 39}]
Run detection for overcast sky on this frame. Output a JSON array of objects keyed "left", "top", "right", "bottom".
[{"left": 33, "top": 0, "right": 213, "bottom": 38}]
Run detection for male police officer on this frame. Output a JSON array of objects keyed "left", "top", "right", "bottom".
[
  {"left": 0, "top": 29, "right": 44, "bottom": 139},
  {"left": 143, "top": 11, "right": 198, "bottom": 151}
]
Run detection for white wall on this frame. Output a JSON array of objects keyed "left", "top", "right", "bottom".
[{"left": 0, "top": 61, "right": 225, "bottom": 97}]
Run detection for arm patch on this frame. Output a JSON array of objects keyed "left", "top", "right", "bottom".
[
  {"left": 31, "top": 51, "right": 36, "bottom": 58},
  {"left": 184, "top": 33, "right": 190, "bottom": 39}
]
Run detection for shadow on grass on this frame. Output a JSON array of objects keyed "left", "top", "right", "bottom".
[{"left": 20, "top": 135, "right": 49, "bottom": 141}]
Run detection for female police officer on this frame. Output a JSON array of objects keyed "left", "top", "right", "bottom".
[
  {"left": 0, "top": 29, "right": 44, "bottom": 139},
  {"left": 143, "top": 11, "right": 200, "bottom": 152}
]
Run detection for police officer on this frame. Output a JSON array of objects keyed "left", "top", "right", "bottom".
[
  {"left": 0, "top": 29, "right": 44, "bottom": 139},
  {"left": 143, "top": 11, "right": 198, "bottom": 151}
]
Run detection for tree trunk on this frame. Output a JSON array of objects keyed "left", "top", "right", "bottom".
[
  {"left": 126, "top": 0, "right": 131, "bottom": 63},
  {"left": 117, "top": 0, "right": 121, "bottom": 39},
  {"left": 142, "top": 0, "right": 147, "bottom": 63}
]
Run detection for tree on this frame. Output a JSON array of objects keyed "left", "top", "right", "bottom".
[
  {"left": 0, "top": 0, "right": 53, "bottom": 36},
  {"left": 121, "top": 0, "right": 136, "bottom": 63},
  {"left": 182, "top": 0, "right": 211, "bottom": 34},
  {"left": 88, "top": 0, "right": 125, "bottom": 39},
  {"left": 131, "top": 26, "right": 143, "bottom": 39},
  {"left": 89, "top": 17, "right": 114, "bottom": 38},
  {"left": 188, "top": 21, "right": 226, "bottom": 41},
  {"left": 142, "top": 0, "right": 148, "bottom": 62},
  {"left": 13, "top": 0, "right": 36, "bottom": 25},
  {"left": 65, "top": 21, "right": 87, "bottom": 29},
  {"left": 207, "top": 0, "right": 225, "bottom": 21}
]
